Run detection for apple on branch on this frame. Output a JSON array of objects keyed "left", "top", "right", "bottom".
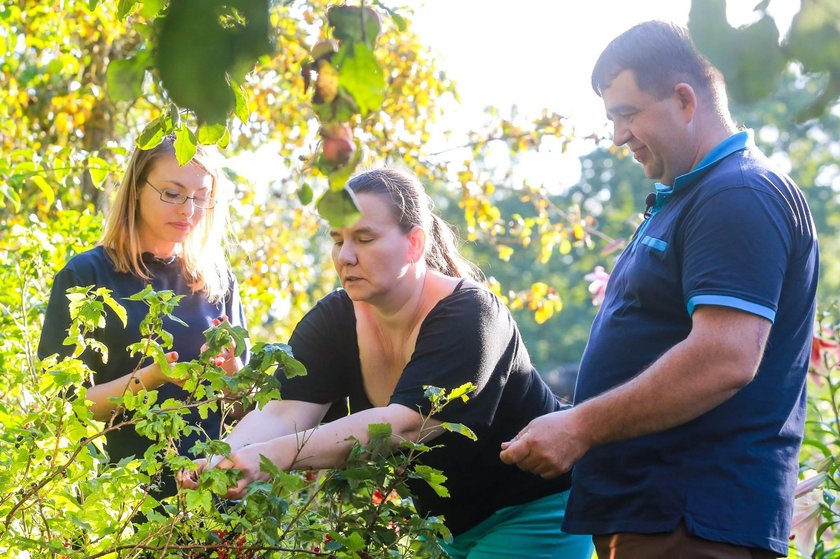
[{"left": 320, "top": 123, "right": 356, "bottom": 166}]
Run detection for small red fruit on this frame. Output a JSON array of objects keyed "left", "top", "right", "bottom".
[
  {"left": 320, "top": 124, "right": 355, "bottom": 166},
  {"left": 371, "top": 488, "right": 385, "bottom": 505}
]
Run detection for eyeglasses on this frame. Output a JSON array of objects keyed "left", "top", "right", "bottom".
[{"left": 144, "top": 179, "right": 217, "bottom": 209}]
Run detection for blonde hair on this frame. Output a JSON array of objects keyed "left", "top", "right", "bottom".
[{"left": 99, "top": 135, "right": 232, "bottom": 304}]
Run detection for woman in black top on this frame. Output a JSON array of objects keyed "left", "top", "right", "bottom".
[
  {"left": 39, "top": 135, "right": 248, "bottom": 498},
  {"left": 181, "top": 168, "right": 592, "bottom": 558}
]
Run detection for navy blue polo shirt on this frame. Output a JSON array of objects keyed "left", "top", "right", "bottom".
[{"left": 564, "top": 131, "right": 819, "bottom": 555}]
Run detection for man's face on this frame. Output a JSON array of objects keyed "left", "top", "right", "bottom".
[{"left": 601, "top": 69, "right": 692, "bottom": 186}]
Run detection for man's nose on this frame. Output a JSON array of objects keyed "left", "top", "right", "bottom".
[{"left": 612, "top": 121, "right": 632, "bottom": 147}]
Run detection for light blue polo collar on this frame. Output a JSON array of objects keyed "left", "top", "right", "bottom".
[{"left": 652, "top": 130, "right": 753, "bottom": 210}]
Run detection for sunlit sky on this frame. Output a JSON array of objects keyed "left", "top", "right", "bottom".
[
  {"left": 407, "top": 0, "right": 801, "bottom": 190},
  {"left": 235, "top": 1, "right": 802, "bottom": 193},
  {"left": 411, "top": 0, "right": 801, "bottom": 135}
]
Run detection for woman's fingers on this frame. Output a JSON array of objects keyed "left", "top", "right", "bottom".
[{"left": 177, "top": 458, "right": 206, "bottom": 489}]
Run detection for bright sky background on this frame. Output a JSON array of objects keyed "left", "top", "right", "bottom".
[
  {"left": 408, "top": 0, "right": 802, "bottom": 190},
  {"left": 235, "top": 1, "right": 801, "bottom": 193}
]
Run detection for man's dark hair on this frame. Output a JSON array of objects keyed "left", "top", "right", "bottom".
[{"left": 591, "top": 20, "right": 725, "bottom": 106}]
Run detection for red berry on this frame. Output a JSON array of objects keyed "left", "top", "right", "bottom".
[
  {"left": 320, "top": 124, "right": 355, "bottom": 165},
  {"left": 371, "top": 488, "right": 385, "bottom": 505}
]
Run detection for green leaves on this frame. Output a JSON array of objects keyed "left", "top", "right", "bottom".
[
  {"left": 156, "top": 0, "right": 272, "bottom": 124},
  {"left": 413, "top": 465, "right": 449, "bottom": 498},
  {"left": 689, "top": 0, "right": 840, "bottom": 120},
  {"left": 301, "top": 4, "right": 390, "bottom": 227},
  {"left": 784, "top": 0, "right": 840, "bottom": 121},
  {"left": 297, "top": 183, "right": 313, "bottom": 205},
  {"left": 327, "top": 5, "right": 382, "bottom": 47},
  {"left": 136, "top": 115, "right": 171, "bottom": 150},
  {"left": 198, "top": 122, "right": 227, "bottom": 145},
  {"left": 174, "top": 124, "right": 197, "bottom": 166},
  {"left": 316, "top": 187, "right": 362, "bottom": 229},
  {"left": 336, "top": 42, "right": 385, "bottom": 116},
  {"left": 0, "top": 275, "right": 466, "bottom": 559},
  {"left": 30, "top": 174, "right": 55, "bottom": 207},
  {"left": 242, "top": 342, "right": 307, "bottom": 380},
  {"left": 688, "top": 0, "right": 783, "bottom": 105},
  {"left": 86, "top": 155, "right": 110, "bottom": 188},
  {"left": 423, "top": 382, "right": 477, "bottom": 414},
  {"left": 117, "top": 0, "right": 139, "bottom": 19},
  {"left": 63, "top": 286, "right": 128, "bottom": 360},
  {"left": 438, "top": 421, "right": 477, "bottom": 441},
  {"left": 786, "top": 0, "right": 840, "bottom": 75},
  {"left": 105, "top": 50, "right": 149, "bottom": 103}
]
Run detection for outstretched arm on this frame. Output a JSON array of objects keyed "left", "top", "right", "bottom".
[
  {"left": 191, "top": 403, "right": 441, "bottom": 499},
  {"left": 500, "top": 305, "right": 771, "bottom": 478}
]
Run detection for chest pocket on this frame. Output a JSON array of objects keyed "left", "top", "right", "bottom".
[
  {"left": 617, "top": 229, "right": 681, "bottom": 315},
  {"left": 640, "top": 235, "right": 668, "bottom": 253}
]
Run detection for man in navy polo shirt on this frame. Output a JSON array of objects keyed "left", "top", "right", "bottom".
[{"left": 501, "top": 20, "right": 819, "bottom": 558}]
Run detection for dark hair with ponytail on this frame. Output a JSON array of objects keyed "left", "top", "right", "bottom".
[{"left": 346, "top": 168, "right": 484, "bottom": 281}]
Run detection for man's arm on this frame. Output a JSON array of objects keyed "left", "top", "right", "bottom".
[{"left": 500, "top": 305, "right": 771, "bottom": 478}]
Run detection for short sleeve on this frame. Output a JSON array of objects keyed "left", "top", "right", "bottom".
[
  {"left": 38, "top": 266, "right": 82, "bottom": 360},
  {"left": 681, "top": 187, "right": 791, "bottom": 323},
  {"left": 389, "top": 288, "right": 519, "bottom": 427},
  {"left": 281, "top": 291, "right": 358, "bottom": 403}
]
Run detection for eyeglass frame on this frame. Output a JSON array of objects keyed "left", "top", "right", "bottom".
[{"left": 143, "top": 179, "right": 217, "bottom": 209}]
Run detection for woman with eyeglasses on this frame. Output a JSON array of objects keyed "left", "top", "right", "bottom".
[{"left": 38, "top": 134, "right": 248, "bottom": 499}]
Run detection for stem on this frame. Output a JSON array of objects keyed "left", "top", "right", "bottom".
[
  {"left": 278, "top": 469, "right": 328, "bottom": 542},
  {"left": 7, "top": 166, "right": 112, "bottom": 181},
  {"left": 82, "top": 542, "right": 330, "bottom": 559},
  {"left": 1, "top": 392, "right": 221, "bottom": 534}
]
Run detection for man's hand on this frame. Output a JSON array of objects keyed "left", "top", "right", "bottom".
[{"left": 499, "top": 408, "right": 589, "bottom": 479}]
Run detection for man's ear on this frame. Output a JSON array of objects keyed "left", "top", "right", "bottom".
[
  {"left": 408, "top": 225, "right": 426, "bottom": 263},
  {"left": 674, "top": 82, "right": 697, "bottom": 120}
]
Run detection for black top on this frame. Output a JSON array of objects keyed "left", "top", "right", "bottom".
[
  {"left": 282, "top": 281, "right": 570, "bottom": 535},
  {"left": 38, "top": 246, "right": 248, "bottom": 496}
]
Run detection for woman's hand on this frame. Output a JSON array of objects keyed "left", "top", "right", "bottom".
[
  {"left": 202, "top": 315, "right": 242, "bottom": 376},
  {"left": 145, "top": 351, "right": 182, "bottom": 386},
  {"left": 87, "top": 351, "right": 180, "bottom": 420},
  {"left": 178, "top": 443, "right": 287, "bottom": 499},
  {"left": 215, "top": 444, "right": 271, "bottom": 499},
  {"left": 177, "top": 457, "right": 207, "bottom": 490}
]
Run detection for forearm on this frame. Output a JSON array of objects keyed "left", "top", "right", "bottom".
[
  {"left": 499, "top": 308, "right": 769, "bottom": 478},
  {"left": 86, "top": 364, "right": 168, "bottom": 421},
  {"left": 255, "top": 405, "right": 437, "bottom": 472},
  {"left": 577, "top": 329, "right": 758, "bottom": 447},
  {"left": 571, "top": 307, "right": 771, "bottom": 449},
  {"left": 222, "top": 404, "right": 302, "bottom": 451}
]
